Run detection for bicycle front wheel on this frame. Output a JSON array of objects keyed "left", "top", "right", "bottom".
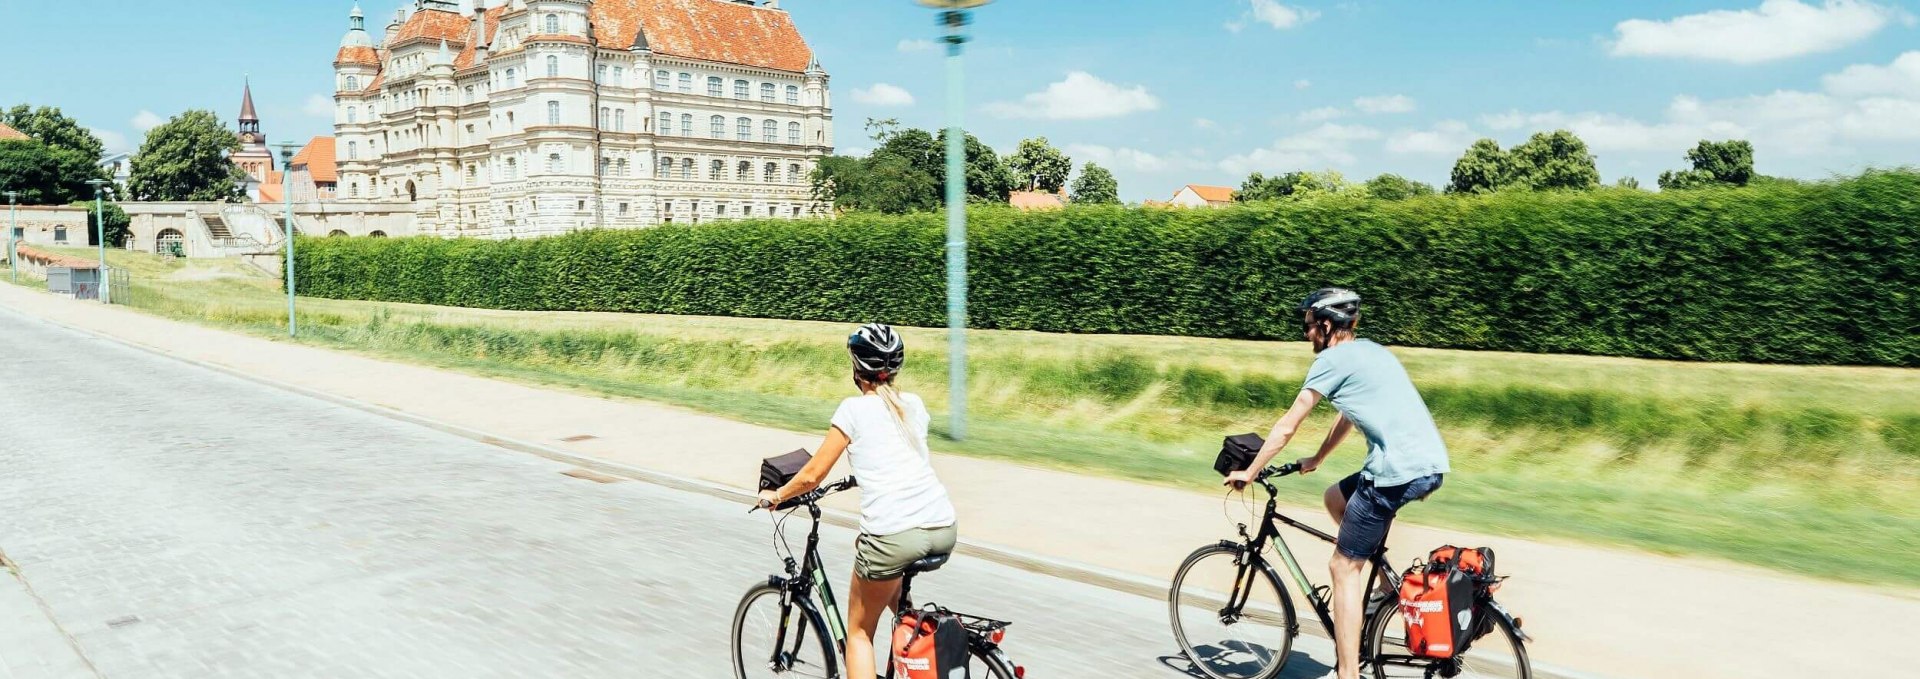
[
  {"left": 1364, "top": 599, "right": 1530, "bottom": 679},
  {"left": 1168, "top": 544, "right": 1298, "bottom": 679},
  {"left": 733, "top": 582, "right": 840, "bottom": 679}
]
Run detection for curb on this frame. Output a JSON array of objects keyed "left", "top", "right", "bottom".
[{"left": 2, "top": 299, "right": 1606, "bottom": 679}]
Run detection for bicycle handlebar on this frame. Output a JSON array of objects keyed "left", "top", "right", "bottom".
[
  {"left": 751, "top": 476, "right": 859, "bottom": 513},
  {"left": 1258, "top": 462, "right": 1302, "bottom": 481}
]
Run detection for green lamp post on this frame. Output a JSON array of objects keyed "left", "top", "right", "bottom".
[
  {"left": 915, "top": 0, "right": 992, "bottom": 441},
  {"left": 86, "top": 179, "right": 112, "bottom": 302},
  {"left": 276, "top": 143, "right": 300, "bottom": 337}
]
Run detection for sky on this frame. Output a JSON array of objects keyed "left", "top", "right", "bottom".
[{"left": 3, "top": 0, "right": 1917, "bottom": 202}]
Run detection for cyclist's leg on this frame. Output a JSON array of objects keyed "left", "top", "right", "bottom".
[
  {"left": 844, "top": 572, "right": 901, "bottom": 679},
  {"left": 1325, "top": 472, "right": 1363, "bottom": 525},
  {"left": 1328, "top": 551, "right": 1369, "bottom": 679},
  {"left": 847, "top": 528, "right": 954, "bottom": 679}
]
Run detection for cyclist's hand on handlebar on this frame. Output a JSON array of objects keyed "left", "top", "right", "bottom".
[
  {"left": 755, "top": 489, "right": 780, "bottom": 509},
  {"left": 1223, "top": 469, "right": 1255, "bottom": 489},
  {"left": 1295, "top": 456, "right": 1322, "bottom": 474}
]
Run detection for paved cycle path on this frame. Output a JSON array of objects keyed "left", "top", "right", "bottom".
[{"left": 0, "top": 307, "right": 1343, "bottom": 678}]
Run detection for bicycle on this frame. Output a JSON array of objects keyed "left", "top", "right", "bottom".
[
  {"left": 1168, "top": 463, "right": 1532, "bottom": 679},
  {"left": 731, "top": 476, "right": 1023, "bottom": 678}
]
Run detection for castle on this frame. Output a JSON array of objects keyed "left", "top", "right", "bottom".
[{"left": 330, "top": 0, "right": 833, "bottom": 238}]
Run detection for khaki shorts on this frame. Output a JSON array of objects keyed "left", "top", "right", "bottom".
[{"left": 854, "top": 524, "right": 958, "bottom": 581}]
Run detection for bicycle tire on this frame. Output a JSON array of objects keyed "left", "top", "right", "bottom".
[
  {"left": 1363, "top": 597, "right": 1530, "bottom": 679},
  {"left": 733, "top": 582, "right": 840, "bottom": 679},
  {"left": 1168, "top": 543, "right": 1298, "bottom": 679},
  {"left": 968, "top": 646, "right": 1019, "bottom": 678}
]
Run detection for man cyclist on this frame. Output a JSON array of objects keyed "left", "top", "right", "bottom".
[{"left": 1224, "top": 288, "right": 1450, "bottom": 679}]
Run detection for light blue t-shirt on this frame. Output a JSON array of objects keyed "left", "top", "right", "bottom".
[{"left": 1302, "top": 339, "right": 1450, "bottom": 487}]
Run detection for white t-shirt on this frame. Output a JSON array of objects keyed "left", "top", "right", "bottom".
[{"left": 830, "top": 392, "right": 956, "bottom": 536}]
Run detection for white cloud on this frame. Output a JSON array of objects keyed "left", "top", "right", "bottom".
[
  {"left": 1386, "top": 120, "right": 1478, "bottom": 155},
  {"left": 1296, "top": 106, "right": 1346, "bottom": 123},
  {"left": 1194, "top": 118, "right": 1218, "bottom": 130},
  {"left": 131, "top": 110, "right": 166, "bottom": 132},
  {"left": 1294, "top": 79, "right": 1312, "bottom": 90},
  {"left": 897, "top": 39, "right": 938, "bottom": 53},
  {"left": 1218, "top": 123, "right": 1380, "bottom": 175},
  {"left": 1609, "top": 0, "right": 1909, "bottom": 64},
  {"left": 1353, "top": 94, "right": 1417, "bottom": 114},
  {"left": 1066, "top": 144, "right": 1177, "bottom": 172},
  {"left": 1248, "top": 0, "right": 1320, "bottom": 29},
  {"left": 303, "top": 94, "right": 334, "bottom": 118},
  {"left": 1823, "top": 50, "right": 1920, "bottom": 97},
  {"left": 850, "top": 83, "right": 916, "bottom": 107},
  {"left": 1225, "top": 21, "right": 1246, "bottom": 33},
  {"left": 984, "top": 71, "right": 1160, "bottom": 120},
  {"left": 91, "top": 128, "right": 132, "bottom": 155}
]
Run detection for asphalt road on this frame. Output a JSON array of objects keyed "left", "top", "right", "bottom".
[{"left": 0, "top": 308, "right": 1346, "bottom": 678}]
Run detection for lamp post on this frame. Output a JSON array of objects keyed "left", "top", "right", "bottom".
[
  {"left": 916, "top": 0, "right": 991, "bottom": 441},
  {"left": 5, "top": 191, "right": 17, "bottom": 284},
  {"left": 276, "top": 143, "right": 299, "bottom": 337},
  {"left": 86, "top": 179, "right": 111, "bottom": 302}
]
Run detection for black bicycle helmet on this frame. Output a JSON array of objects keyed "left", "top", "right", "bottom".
[
  {"left": 848, "top": 323, "right": 905, "bottom": 381},
  {"left": 1298, "top": 287, "right": 1362, "bottom": 329}
]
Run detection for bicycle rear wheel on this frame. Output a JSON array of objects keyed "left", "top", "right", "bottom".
[
  {"left": 1168, "top": 544, "right": 1297, "bottom": 679},
  {"left": 967, "top": 646, "right": 1019, "bottom": 678},
  {"left": 1364, "top": 599, "right": 1529, "bottom": 679},
  {"left": 733, "top": 582, "right": 839, "bottom": 679}
]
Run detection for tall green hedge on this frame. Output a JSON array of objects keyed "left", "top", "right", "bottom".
[{"left": 295, "top": 170, "right": 1920, "bottom": 366}]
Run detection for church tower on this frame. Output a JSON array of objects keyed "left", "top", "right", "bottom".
[{"left": 231, "top": 80, "right": 276, "bottom": 184}]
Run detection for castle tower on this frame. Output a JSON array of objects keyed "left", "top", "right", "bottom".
[{"left": 231, "top": 80, "right": 276, "bottom": 184}]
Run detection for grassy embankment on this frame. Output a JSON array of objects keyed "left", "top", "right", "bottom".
[{"left": 23, "top": 246, "right": 1920, "bottom": 587}]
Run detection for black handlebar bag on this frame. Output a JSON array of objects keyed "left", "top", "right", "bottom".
[
  {"left": 760, "top": 449, "right": 811, "bottom": 491},
  {"left": 1214, "top": 433, "right": 1265, "bottom": 477}
]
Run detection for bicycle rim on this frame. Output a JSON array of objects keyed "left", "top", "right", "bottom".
[
  {"left": 1365, "top": 601, "right": 1529, "bottom": 679},
  {"left": 1168, "top": 545, "right": 1295, "bottom": 679},
  {"left": 733, "top": 583, "right": 839, "bottom": 679},
  {"left": 968, "top": 647, "right": 1019, "bottom": 678}
]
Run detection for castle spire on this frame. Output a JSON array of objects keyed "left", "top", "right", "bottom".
[{"left": 239, "top": 78, "right": 259, "bottom": 122}]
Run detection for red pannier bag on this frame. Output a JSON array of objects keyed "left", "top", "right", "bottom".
[
  {"left": 892, "top": 605, "right": 970, "bottom": 678},
  {"left": 1428, "top": 545, "right": 1495, "bottom": 581},
  {"left": 1398, "top": 561, "right": 1476, "bottom": 658}
]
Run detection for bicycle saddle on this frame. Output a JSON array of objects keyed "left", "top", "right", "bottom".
[{"left": 905, "top": 554, "right": 950, "bottom": 575}]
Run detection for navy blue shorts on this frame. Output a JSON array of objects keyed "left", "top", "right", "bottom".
[{"left": 1334, "top": 472, "right": 1444, "bottom": 560}]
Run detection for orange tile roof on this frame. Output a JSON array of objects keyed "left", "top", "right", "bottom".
[
  {"left": 454, "top": 6, "right": 506, "bottom": 69},
  {"left": 335, "top": 45, "right": 381, "bottom": 67},
  {"left": 16, "top": 245, "right": 99, "bottom": 270},
  {"left": 1009, "top": 190, "right": 1066, "bottom": 211},
  {"left": 393, "top": 8, "right": 472, "bottom": 48},
  {"left": 257, "top": 171, "right": 285, "bottom": 203},
  {"left": 1185, "top": 184, "right": 1236, "bottom": 203},
  {"left": 292, "top": 137, "right": 337, "bottom": 184},
  {"left": 594, "top": 0, "right": 813, "bottom": 73},
  {"left": 0, "top": 122, "right": 26, "bottom": 141}
]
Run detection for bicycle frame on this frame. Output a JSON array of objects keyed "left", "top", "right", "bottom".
[{"left": 1232, "top": 477, "right": 1399, "bottom": 639}]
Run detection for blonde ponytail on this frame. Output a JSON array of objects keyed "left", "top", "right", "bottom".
[{"left": 873, "top": 381, "right": 931, "bottom": 458}]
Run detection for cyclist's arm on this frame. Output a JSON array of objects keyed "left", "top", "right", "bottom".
[
  {"left": 1243, "top": 388, "right": 1324, "bottom": 473},
  {"left": 1311, "top": 414, "right": 1353, "bottom": 466},
  {"left": 764, "top": 425, "right": 850, "bottom": 506}
]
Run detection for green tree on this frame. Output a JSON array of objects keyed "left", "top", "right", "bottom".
[
  {"left": 1006, "top": 137, "right": 1073, "bottom": 193},
  {"left": 1447, "top": 139, "right": 1512, "bottom": 194},
  {"left": 1236, "top": 170, "right": 1352, "bottom": 202},
  {"left": 1656, "top": 169, "right": 1715, "bottom": 190},
  {"left": 938, "top": 129, "right": 1017, "bottom": 203},
  {"left": 1362, "top": 173, "right": 1435, "bottom": 200},
  {"left": 126, "top": 110, "right": 240, "bottom": 201},
  {"left": 1508, "top": 130, "right": 1600, "bottom": 191},
  {"left": 1659, "top": 139, "right": 1755, "bottom": 190},
  {"left": 72, "top": 200, "right": 130, "bottom": 247},
  {"left": 0, "top": 139, "right": 95, "bottom": 204},
  {"left": 1615, "top": 176, "right": 1643, "bottom": 190},
  {"left": 1068, "top": 162, "right": 1120, "bottom": 204},
  {"left": 3, "top": 105, "right": 106, "bottom": 161}
]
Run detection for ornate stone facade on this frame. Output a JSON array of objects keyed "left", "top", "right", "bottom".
[{"left": 331, "top": 0, "right": 833, "bottom": 239}]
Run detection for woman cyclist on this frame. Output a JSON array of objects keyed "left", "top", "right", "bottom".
[{"left": 758, "top": 323, "right": 959, "bottom": 679}]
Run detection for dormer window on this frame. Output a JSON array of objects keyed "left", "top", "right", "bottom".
[{"left": 545, "top": 14, "right": 560, "bottom": 34}]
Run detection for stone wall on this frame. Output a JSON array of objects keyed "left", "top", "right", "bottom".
[{"left": 3, "top": 206, "right": 91, "bottom": 248}]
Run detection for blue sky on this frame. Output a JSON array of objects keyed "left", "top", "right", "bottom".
[{"left": 5, "top": 0, "right": 1918, "bottom": 201}]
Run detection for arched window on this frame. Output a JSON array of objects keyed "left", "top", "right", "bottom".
[
  {"left": 710, "top": 159, "right": 724, "bottom": 180},
  {"left": 348, "top": 108, "right": 358, "bottom": 124},
  {"left": 346, "top": 75, "right": 359, "bottom": 90},
  {"left": 760, "top": 83, "right": 775, "bottom": 103},
  {"left": 737, "top": 160, "right": 752, "bottom": 181},
  {"left": 545, "top": 13, "right": 559, "bottom": 33},
  {"left": 596, "top": 64, "right": 607, "bottom": 84},
  {"left": 506, "top": 68, "right": 517, "bottom": 87},
  {"left": 614, "top": 109, "right": 625, "bottom": 132},
  {"left": 764, "top": 162, "right": 778, "bottom": 183},
  {"left": 736, "top": 117, "right": 751, "bottom": 141},
  {"left": 464, "top": 86, "right": 474, "bottom": 103},
  {"left": 548, "top": 153, "right": 563, "bottom": 173},
  {"left": 763, "top": 119, "right": 778, "bottom": 143},
  {"left": 547, "top": 100, "right": 560, "bottom": 125},
  {"left": 788, "top": 163, "right": 801, "bottom": 184},
  {"left": 617, "top": 158, "right": 629, "bottom": 177},
  {"left": 349, "top": 183, "right": 359, "bottom": 198},
  {"left": 612, "top": 66, "right": 624, "bottom": 84},
  {"left": 600, "top": 107, "right": 611, "bottom": 129},
  {"left": 505, "top": 157, "right": 518, "bottom": 179},
  {"left": 367, "top": 105, "right": 375, "bottom": 119},
  {"left": 659, "top": 111, "right": 672, "bottom": 136},
  {"left": 600, "top": 157, "right": 611, "bottom": 177},
  {"left": 655, "top": 70, "right": 670, "bottom": 90},
  {"left": 710, "top": 115, "right": 725, "bottom": 138},
  {"left": 680, "top": 160, "right": 693, "bottom": 180},
  {"left": 547, "top": 55, "right": 559, "bottom": 78},
  {"left": 677, "top": 73, "right": 692, "bottom": 93},
  {"left": 707, "top": 76, "right": 723, "bottom": 97},
  {"left": 788, "top": 122, "right": 801, "bottom": 144},
  {"left": 658, "top": 157, "right": 672, "bottom": 179},
  {"left": 786, "top": 85, "right": 799, "bottom": 105},
  {"left": 733, "top": 79, "right": 749, "bottom": 99},
  {"left": 467, "top": 164, "right": 477, "bottom": 183},
  {"left": 680, "top": 114, "right": 692, "bottom": 136},
  {"left": 348, "top": 141, "right": 358, "bottom": 160}
]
